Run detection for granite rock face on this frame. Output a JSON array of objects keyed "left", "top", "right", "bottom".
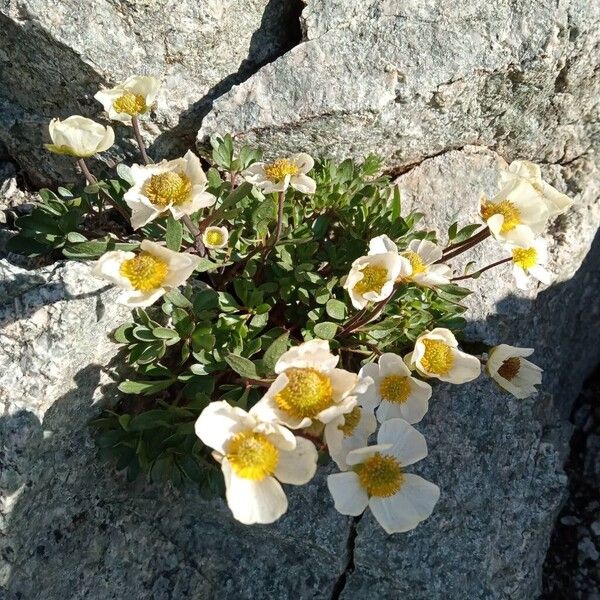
[
  {"left": 0, "top": 0, "right": 302, "bottom": 185},
  {"left": 1, "top": 0, "right": 600, "bottom": 598},
  {"left": 199, "top": 0, "right": 600, "bottom": 172}
]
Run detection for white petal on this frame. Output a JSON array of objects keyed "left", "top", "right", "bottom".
[
  {"left": 291, "top": 173, "right": 316, "bottom": 194},
  {"left": 119, "top": 288, "right": 165, "bottom": 307},
  {"left": 529, "top": 265, "right": 553, "bottom": 285},
  {"left": 445, "top": 349, "right": 481, "bottom": 384},
  {"left": 377, "top": 418, "right": 428, "bottom": 465},
  {"left": 274, "top": 437, "right": 318, "bottom": 485},
  {"left": 369, "top": 235, "right": 398, "bottom": 255},
  {"left": 369, "top": 474, "right": 440, "bottom": 534},
  {"left": 92, "top": 250, "right": 134, "bottom": 288},
  {"left": 275, "top": 339, "right": 338, "bottom": 373},
  {"left": 345, "top": 443, "right": 393, "bottom": 466},
  {"left": 222, "top": 461, "right": 288, "bottom": 525},
  {"left": 330, "top": 368, "right": 359, "bottom": 401},
  {"left": 125, "top": 194, "right": 162, "bottom": 229},
  {"left": 415, "top": 239, "right": 443, "bottom": 264},
  {"left": 378, "top": 353, "right": 411, "bottom": 377},
  {"left": 292, "top": 152, "right": 314, "bottom": 174},
  {"left": 327, "top": 471, "right": 369, "bottom": 516},
  {"left": 194, "top": 401, "right": 251, "bottom": 454},
  {"left": 512, "top": 265, "right": 530, "bottom": 290}
]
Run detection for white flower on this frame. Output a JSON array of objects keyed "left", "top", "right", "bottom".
[
  {"left": 358, "top": 353, "right": 432, "bottom": 424},
  {"left": 324, "top": 403, "right": 377, "bottom": 471},
  {"left": 500, "top": 160, "right": 573, "bottom": 218},
  {"left": 345, "top": 236, "right": 412, "bottom": 310},
  {"left": 480, "top": 179, "right": 550, "bottom": 246},
  {"left": 510, "top": 238, "right": 553, "bottom": 290},
  {"left": 405, "top": 328, "right": 481, "bottom": 384},
  {"left": 242, "top": 153, "right": 316, "bottom": 194},
  {"left": 486, "top": 344, "right": 543, "bottom": 399},
  {"left": 327, "top": 418, "right": 440, "bottom": 534},
  {"left": 402, "top": 239, "right": 451, "bottom": 287},
  {"left": 45, "top": 116, "right": 114, "bottom": 157},
  {"left": 92, "top": 240, "right": 200, "bottom": 307},
  {"left": 252, "top": 339, "right": 360, "bottom": 429},
  {"left": 123, "top": 150, "right": 216, "bottom": 229},
  {"left": 202, "top": 225, "right": 229, "bottom": 249},
  {"left": 195, "top": 401, "right": 317, "bottom": 525},
  {"left": 94, "top": 75, "right": 160, "bottom": 123}
]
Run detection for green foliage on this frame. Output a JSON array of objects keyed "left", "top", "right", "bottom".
[{"left": 9, "top": 134, "right": 477, "bottom": 494}]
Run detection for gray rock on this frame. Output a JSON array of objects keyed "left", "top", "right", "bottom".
[
  {"left": 0, "top": 0, "right": 302, "bottom": 185},
  {"left": 198, "top": 0, "right": 599, "bottom": 174}
]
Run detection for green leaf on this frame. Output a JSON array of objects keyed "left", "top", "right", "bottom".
[
  {"left": 224, "top": 354, "right": 259, "bottom": 379},
  {"left": 152, "top": 327, "right": 180, "bottom": 342},
  {"left": 262, "top": 332, "right": 289, "bottom": 374},
  {"left": 391, "top": 185, "right": 401, "bottom": 222},
  {"left": 118, "top": 379, "right": 174, "bottom": 395},
  {"left": 165, "top": 216, "right": 183, "bottom": 251},
  {"left": 164, "top": 289, "right": 193, "bottom": 308},
  {"left": 116, "top": 163, "right": 135, "bottom": 185},
  {"left": 325, "top": 298, "right": 347, "bottom": 320},
  {"left": 314, "top": 321, "right": 338, "bottom": 340}
]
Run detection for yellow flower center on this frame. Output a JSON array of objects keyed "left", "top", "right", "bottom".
[
  {"left": 338, "top": 406, "right": 362, "bottom": 437},
  {"left": 205, "top": 230, "right": 225, "bottom": 247},
  {"left": 379, "top": 375, "right": 411, "bottom": 404},
  {"left": 480, "top": 200, "right": 522, "bottom": 233},
  {"left": 264, "top": 159, "right": 300, "bottom": 182},
  {"left": 113, "top": 92, "right": 147, "bottom": 116},
  {"left": 144, "top": 172, "right": 192, "bottom": 208},
  {"left": 420, "top": 339, "right": 454, "bottom": 375},
  {"left": 119, "top": 251, "right": 168, "bottom": 291},
  {"left": 403, "top": 251, "right": 427, "bottom": 275},
  {"left": 275, "top": 367, "right": 333, "bottom": 420},
  {"left": 355, "top": 453, "right": 404, "bottom": 497},
  {"left": 497, "top": 356, "right": 521, "bottom": 381},
  {"left": 512, "top": 247, "right": 538, "bottom": 269},
  {"left": 354, "top": 265, "right": 389, "bottom": 295},
  {"left": 225, "top": 431, "right": 279, "bottom": 481}
]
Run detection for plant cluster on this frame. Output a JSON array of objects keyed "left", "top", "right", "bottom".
[{"left": 7, "top": 75, "right": 573, "bottom": 533}]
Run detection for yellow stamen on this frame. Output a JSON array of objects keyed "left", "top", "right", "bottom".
[
  {"left": 481, "top": 200, "right": 522, "bottom": 233},
  {"left": 354, "top": 265, "right": 389, "bottom": 295},
  {"left": 205, "top": 230, "right": 225, "bottom": 247},
  {"left": 275, "top": 367, "right": 333, "bottom": 420},
  {"left": 264, "top": 159, "right": 300, "bottom": 182},
  {"left": 497, "top": 356, "right": 521, "bottom": 381},
  {"left": 355, "top": 452, "right": 404, "bottom": 497},
  {"left": 338, "top": 406, "right": 362, "bottom": 437},
  {"left": 512, "top": 247, "right": 538, "bottom": 269},
  {"left": 403, "top": 251, "right": 427, "bottom": 275},
  {"left": 144, "top": 172, "right": 192, "bottom": 208},
  {"left": 119, "top": 252, "right": 168, "bottom": 291},
  {"left": 113, "top": 92, "right": 147, "bottom": 116},
  {"left": 379, "top": 375, "right": 411, "bottom": 404},
  {"left": 420, "top": 339, "right": 454, "bottom": 375},
  {"left": 226, "top": 431, "right": 279, "bottom": 481}
]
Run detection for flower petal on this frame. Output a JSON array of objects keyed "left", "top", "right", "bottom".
[
  {"left": 194, "top": 400, "right": 251, "bottom": 454},
  {"left": 327, "top": 471, "right": 369, "bottom": 516},
  {"left": 274, "top": 437, "right": 318, "bottom": 485},
  {"left": 377, "top": 418, "right": 428, "bottom": 465}
]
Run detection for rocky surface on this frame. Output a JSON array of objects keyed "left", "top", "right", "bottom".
[
  {"left": 542, "top": 367, "right": 600, "bottom": 599},
  {"left": 0, "top": 0, "right": 302, "bottom": 185},
  {"left": 199, "top": 0, "right": 600, "bottom": 173},
  {"left": 1, "top": 0, "right": 600, "bottom": 598}
]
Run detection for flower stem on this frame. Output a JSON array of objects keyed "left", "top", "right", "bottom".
[
  {"left": 76, "top": 158, "right": 130, "bottom": 222},
  {"left": 440, "top": 226, "right": 491, "bottom": 262},
  {"left": 451, "top": 256, "right": 512, "bottom": 281},
  {"left": 131, "top": 116, "right": 150, "bottom": 165},
  {"left": 339, "top": 293, "right": 395, "bottom": 337},
  {"left": 181, "top": 214, "right": 206, "bottom": 257}
]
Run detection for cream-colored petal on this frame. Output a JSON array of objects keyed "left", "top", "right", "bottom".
[
  {"left": 92, "top": 250, "right": 135, "bottom": 289},
  {"left": 327, "top": 471, "right": 369, "bottom": 516},
  {"left": 345, "top": 443, "right": 393, "bottom": 466},
  {"left": 512, "top": 265, "right": 530, "bottom": 290},
  {"left": 194, "top": 400, "right": 251, "bottom": 454},
  {"left": 125, "top": 195, "right": 162, "bottom": 230},
  {"left": 183, "top": 150, "right": 208, "bottom": 186},
  {"left": 119, "top": 287, "right": 166, "bottom": 307},
  {"left": 445, "top": 349, "right": 481, "bottom": 384},
  {"left": 369, "top": 474, "right": 440, "bottom": 534},
  {"left": 369, "top": 235, "right": 398, "bottom": 255},
  {"left": 377, "top": 418, "right": 428, "bottom": 465},
  {"left": 97, "top": 125, "right": 115, "bottom": 153},
  {"left": 378, "top": 353, "right": 411, "bottom": 378},
  {"left": 274, "top": 437, "right": 318, "bottom": 485},
  {"left": 317, "top": 394, "right": 357, "bottom": 424},
  {"left": 529, "top": 265, "right": 553, "bottom": 285},
  {"left": 291, "top": 173, "right": 316, "bottom": 194},
  {"left": 415, "top": 239, "right": 443, "bottom": 264},
  {"left": 330, "top": 368, "right": 359, "bottom": 401},
  {"left": 275, "top": 339, "right": 338, "bottom": 374},
  {"left": 163, "top": 253, "right": 201, "bottom": 288},
  {"left": 222, "top": 461, "right": 288, "bottom": 525},
  {"left": 292, "top": 152, "right": 314, "bottom": 174},
  {"left": 541, "top": 181, "right": 573, "bottom": 217}
]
